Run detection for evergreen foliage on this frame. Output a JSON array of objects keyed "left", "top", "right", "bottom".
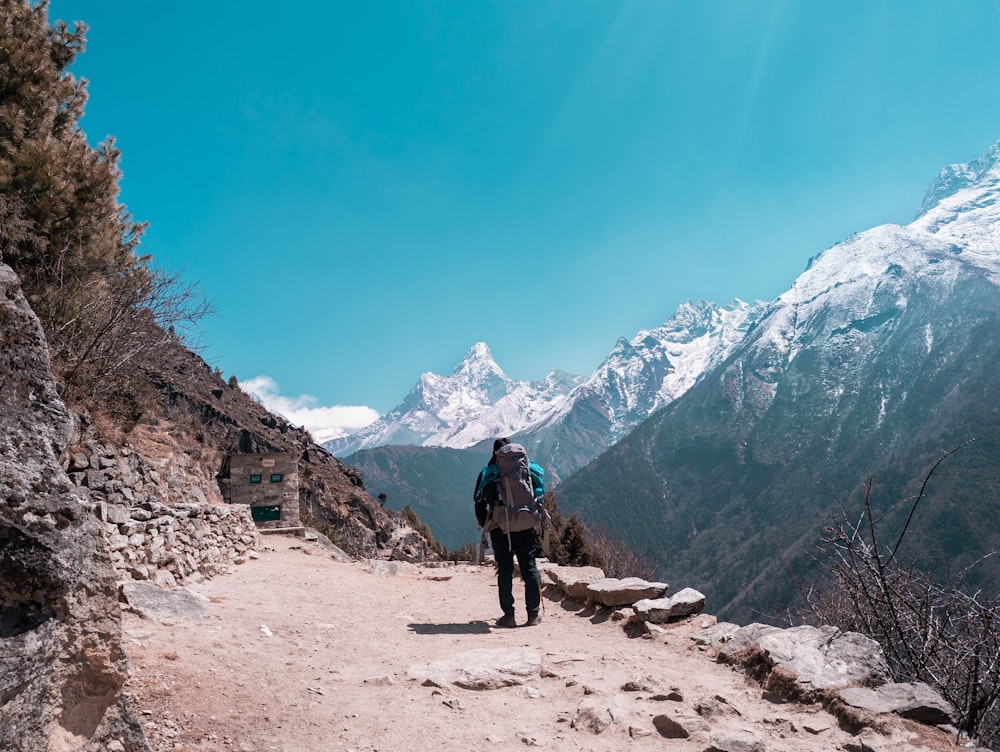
[
  {"left": 0, "top": 0, "right": 209, "bottom": 414},
  {"left": 540, "top": 492, "right": 593, "bottom": 567},
  {"left": 346, "top": 443, "right": 490, "bottom": 549}
]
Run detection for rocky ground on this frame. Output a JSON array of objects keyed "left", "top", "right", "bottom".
[{"left": 120, "top": 534, "right": 970, "bottom": 752}]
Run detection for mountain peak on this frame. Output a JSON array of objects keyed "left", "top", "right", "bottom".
[
  {"left": 915, "top": 140, "right": 1000, "bottom": 220},
  {"left": 456, "top": 342, "right": 495, "bottom": 368},
  {"left": 452, "top": 342, "right": 508, "bottom": 383}
]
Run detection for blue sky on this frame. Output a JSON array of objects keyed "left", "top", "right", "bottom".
[{"left": 51, "top": 1, "right": 1000, "bottom": 439}]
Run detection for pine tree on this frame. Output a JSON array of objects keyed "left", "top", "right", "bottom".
[
  {"left": 0, "top": 1, "right": 145, "bottom": 316},
  {"left": 559, "top": 514, "right": 593, "bottom": 567},
  {"left": 0, "top": 1, "right": 208, "bottom": 414},
  {"left": 542, "top": 491, "right": 594, "bottom": 567}
]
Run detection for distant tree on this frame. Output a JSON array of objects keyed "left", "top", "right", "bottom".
[
  {"left": 559, "top": 515, "right": 594, "bottom": 567},
  {"left": 448, "top": 541, "right": 477, "bottom": 562},
  {"left": 542, "top": 491, "right": 595, "bottom": 567},
  {"left": 541, "top": 490, "right": 567, "bottom": 561},
  {"left": 228, "top": 374, "right": 239, "bottom": 389},
  {"left": 377, "top": 492, "right": 387, "bottom": 507}
]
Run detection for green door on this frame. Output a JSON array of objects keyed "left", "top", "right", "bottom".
[{"left": 251, "top": 504, "right": 281, "bottom": 522}]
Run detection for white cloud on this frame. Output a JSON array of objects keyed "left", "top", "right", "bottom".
[{"left": 240, "top": 375, "right": 380, "bottom": 444}]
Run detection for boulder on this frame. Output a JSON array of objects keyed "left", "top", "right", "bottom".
[
  {"left": 707, "top": 729, "right": 765, "bottom": 752},
  {"left": 691, "top": 621, "right": 740, "bottom": 647},
  {"left": 585, "top": 577, "right": 669, "bottom": 607},
  {"left": 0, "top": 264, "right": 148, "bottom": 751},
  {"left": 120, "top": 582, "right": 207, "bottom": 623},
  {"left": 634, "top": 587, "right": 706, "bottom": 623},
  {"left": 756, "top": 625, "right": 890, "bottom": 691},
  {"left": 723, "top": 624, "right": 891, "bottom": 696},
  {"left": 652, "top": 711, "right": 710, "bottom": 738},
  {"left": 717, "top": 622, "right": 784, "bottom": 660}
]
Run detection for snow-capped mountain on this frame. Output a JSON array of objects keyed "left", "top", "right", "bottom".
[
  {"left": 332, "top": 298, "right": 763, "bottom": 550},
  {"left": 323, "top": 343, "right": 584, "bottom": 456},
  {"left": 518, "top": 299, "right": 765, "bottom": 480},
  {"left": 326, "top": 300, "right": 761, "bottom": 481},
  {"left": 559, "top": 139, "right": 1000, "bottom": 622}
]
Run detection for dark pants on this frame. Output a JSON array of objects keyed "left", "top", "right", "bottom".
[{"left": 490, "top": 527, "right": 540, "bottom": 618}]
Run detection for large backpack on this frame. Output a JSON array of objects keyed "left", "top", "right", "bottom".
[{"left": 493, "top": 443, "right": 544, "bottom": 534}]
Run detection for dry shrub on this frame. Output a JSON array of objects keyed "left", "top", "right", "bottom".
[
  {"left": 807, "top": 445, "right": 1000, "bottom": 749},
  {"left": 587, "top": 524, "right": 657, "bottom": 580}
]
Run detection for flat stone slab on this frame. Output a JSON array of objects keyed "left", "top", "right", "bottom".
[
  {"left": 718, "top": 623, "right": 784, "bottom": 659},
  {"left": 120, "top": 581, "right": 207, "bottom": 622},
  {"left": 545, "top": 565, "right": 607, "bottom": 599},
  {"left": 586, "top": 577, "right": 668, "bottom": 607},
  {"left": 708, "top": 729, "right": 765, "bottom": 752},
  {"left": 839, "top": 682, "right": 954, "bottom": 725},
  {"left": 408, "top": 647, "right": 542, "bottom": 690},
  {"left": 634, "top": 587, "right": 706, "bottom": 623}
]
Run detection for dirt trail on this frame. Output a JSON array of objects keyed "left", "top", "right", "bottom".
[{"left": 122, "top": 534, "right": 952, "bottom": 752}]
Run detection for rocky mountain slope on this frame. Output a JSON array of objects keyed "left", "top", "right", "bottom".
[
  {"left": 519, "top": 298, "right": 764, "bottom": 481},
  {"left": 134, "top": 335, "right": 405, "bottom": 558},
  {"left": 0, "top": 257, "right": 436, "bottom": 748},
  {"left": 558, "top": 139, "right": 1000, "bottom": 623},
  {"left": 330, "top": 301, "right": 760, "bottom": 478}
]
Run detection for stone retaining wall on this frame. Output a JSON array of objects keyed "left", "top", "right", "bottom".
[
  {"left": 65, "top": 437, "right": 260, "bottom": 586},
  {"left": 96, "top": 498, "right": 258, "bottom": 587}
]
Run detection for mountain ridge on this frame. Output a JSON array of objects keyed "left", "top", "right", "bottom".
[
  {"left": 330, "top": 299, "right": 762, "bottom": 479},
  {"left": 557, "top": 138, "right": 1000, "bottom": 622},
  {"left": 338, "top": 299, "right": 764, "bottom": 550}
]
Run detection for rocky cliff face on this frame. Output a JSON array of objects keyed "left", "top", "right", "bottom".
[{"left": 0, "top": 263, "right": 148, "bottom": 751}]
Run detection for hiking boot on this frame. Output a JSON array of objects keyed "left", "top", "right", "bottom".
[
  {"left": 525, "top": 612, "right": 542, "bottom": 627},
  {"left": 494, "top": 614, "right": 517, "bottom": 629}
]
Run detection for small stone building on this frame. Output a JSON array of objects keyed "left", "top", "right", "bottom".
[{"left": 220, "top": 452, "right": 300, "bottom": 528}]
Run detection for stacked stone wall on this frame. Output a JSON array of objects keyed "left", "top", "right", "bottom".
[
  {"left": 97, "top": 499, "right": 258, "bottom": 587},
  {"left": 64, "top": 438, "right": 260, "bottom": 586}
]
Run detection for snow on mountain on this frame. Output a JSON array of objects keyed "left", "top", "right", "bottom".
[
  {"left": 331, "top": 141, "right": 1000, "bottom": 469},
  {"left": 324, "top": 343, "right": 583, "bottom": 456},
  {"left": 445, "top": 368, "right": 584, "bottom": 448},
  {"left": 558, "top": 138, "right": 1000, "bottom": 621},
  {"left": 912, "top": 138, "right": 1000, "bottom": 269},
  {"left": 328, "top": 298, "right": 763, "bottom": 493},
  {"left": 527, "top": 299, "right": 763, "bottom": 443},
  {"left": 741, "top": 139, "right": 1000, "bottom": 376}
]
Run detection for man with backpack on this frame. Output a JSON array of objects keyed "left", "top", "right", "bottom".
[{"left": 473, "top": 438, "right": 545, "bottom": 628}]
